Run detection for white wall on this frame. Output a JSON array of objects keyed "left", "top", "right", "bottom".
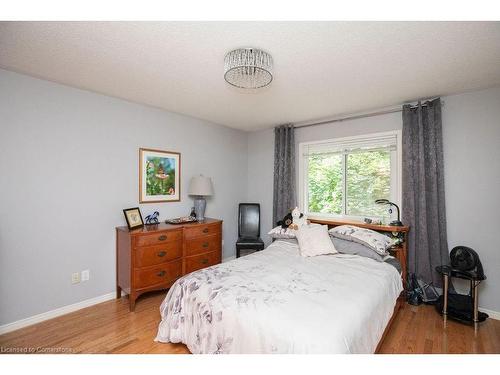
[
  {"left": 442, "top": 87, "right": 500, "bottom": 313},
  {"left": 247, "top": 87, "right": 500, "bottom": 313},
  {"left": 0, "top": 69, "right": 248, "bottom": 325}
]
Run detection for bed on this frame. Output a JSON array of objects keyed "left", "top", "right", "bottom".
[{"left": 155, "top": 238, "right": 403, "bottom": 354}]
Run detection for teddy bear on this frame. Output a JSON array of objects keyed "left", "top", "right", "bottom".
[
  {"left": 277, "top": 207, "right": 308, "bottom": 230},
  {"left": 277, "top": 211, "right": 293, "bottom": 229},
  {"left": 289, "top": 207, "right": 308, "bottom": 230}
]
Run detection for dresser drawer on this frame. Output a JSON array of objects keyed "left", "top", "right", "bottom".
[
  {"left": 134, "top": 229, "right": 182, "bottom": 247},
  {"left": 184, "top": 223, "right": 221, "bottom": 240},
  {"left": 184, "top": 251, "right": 221, "bottom": 275},
  {"left": 185, "top": 234, "right": 221, "bottom": 257},
  {"left": 134, "top": 260, "right": 182, "bottom": 289},
  {"left": 135, "top": 241, "right": 182, "bottom": 267}
]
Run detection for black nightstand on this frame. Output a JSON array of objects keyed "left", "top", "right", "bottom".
[{"left": 435, "top": 265, "right": 488, "bottom": 324}]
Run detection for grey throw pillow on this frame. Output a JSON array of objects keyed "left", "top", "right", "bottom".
[{"left": 330, "top": 237, "right": 385, "bottom": 262}]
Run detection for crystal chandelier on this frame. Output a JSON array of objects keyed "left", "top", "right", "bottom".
[{"left": 224, "top": 48, "right": 273, "bottom": 89}]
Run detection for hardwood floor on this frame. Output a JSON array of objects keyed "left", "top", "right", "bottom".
[
  {"left": 379, "top": 302, "right": 500, "bottom": 354},
  {"left": 1, "top": 292, "right": 499, "bottom": 354}
]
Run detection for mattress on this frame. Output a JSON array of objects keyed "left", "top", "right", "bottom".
[{"left": 155, "top": 239, "right": 403, "bottom": 353}]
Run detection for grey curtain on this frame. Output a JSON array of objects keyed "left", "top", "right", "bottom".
[
  {"left": 273, "top": 125, "right": 296, "bottom": 225},
  {"left": 402, "top": 98, "right": 449, "bottom": 288}
]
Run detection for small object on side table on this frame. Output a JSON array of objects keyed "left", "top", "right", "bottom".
[
  {"left": 123, "top": 207, "right": 144, "bottom": 230},
  {"left": 165, "top": 216, "right": 198, "bottom": 225},
  {"left": 374, "top": 199, "right": 403, "bottom": 226},
  {"left": 144, "top": 211, "right": 160, "bottom": 225}
]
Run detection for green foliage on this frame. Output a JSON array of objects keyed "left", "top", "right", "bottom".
[
  {"left": 307, "top": 154, "right": 343, "bottom": 214},
  {"left": 307, "top": 150, "right": 390, "bottom": 218},
  {"left": 346, "top": 151, "right": 390, "bottom": 216}
]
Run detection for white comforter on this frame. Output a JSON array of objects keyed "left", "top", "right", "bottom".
[{"left": 155, "top": 240, "right": 403, "bottom": 354}]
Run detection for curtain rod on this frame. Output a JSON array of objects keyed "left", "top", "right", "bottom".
[{"left": 295, "top": 100, "right": 443, "bottom": 130}]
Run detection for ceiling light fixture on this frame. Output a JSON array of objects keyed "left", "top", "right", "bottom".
[{"left": 224, "top": 48, "right": 273, "bottom": 89}]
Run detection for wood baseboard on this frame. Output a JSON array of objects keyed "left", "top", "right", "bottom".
[
  {"left": 0, "top": 292, "right": 118, "bottom": 335},
  {"left": 479, "top": 307, "right": 500, "bottom": 320}
]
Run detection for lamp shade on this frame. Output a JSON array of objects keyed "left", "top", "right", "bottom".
[{"left": 188, "top": 175, "right": 214, "bottom": 196}]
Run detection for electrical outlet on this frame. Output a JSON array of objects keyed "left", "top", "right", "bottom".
[
  {"left": 81, "top": 269, "right": 90, "bottom": 282},
  {"left": 71, "top": 272, "right": 80, "bottom": 284}
]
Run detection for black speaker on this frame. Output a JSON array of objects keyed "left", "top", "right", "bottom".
[{"left": 450, "top": 246, "right": 484, "bottom": 278}]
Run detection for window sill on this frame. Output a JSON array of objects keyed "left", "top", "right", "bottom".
[{"left": 306, "top": 213, "right": 386, "bottom": 223}]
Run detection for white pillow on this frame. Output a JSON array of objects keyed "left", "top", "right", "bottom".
[
  {"left": 328, "top": 225, "right": 394, "bottom": 256},
  {"left": 268, "top": 225, "right": 297, "bottom": 239},
  {"left": 296, "top": 225, "right": 338, "bottom": 257}
]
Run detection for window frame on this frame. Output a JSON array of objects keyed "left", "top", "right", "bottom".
[{"left": 298, "top": 130, "right": 402, "bottom": 222}]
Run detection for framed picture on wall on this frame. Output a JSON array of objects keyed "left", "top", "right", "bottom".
[{"left": 139, "top": 148, "right": 181, "bottom": 203}]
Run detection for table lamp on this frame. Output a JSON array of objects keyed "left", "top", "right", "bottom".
[
  {"left": 375, "top": 199, "right": 403, "bottom": 226},
  {"left": 188, "top": 175, "right": 214, "bottom": 221}
]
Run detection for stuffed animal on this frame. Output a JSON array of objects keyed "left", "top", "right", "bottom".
[
  {"left": 277, "top": 212, "right": 293, "bottom": 229},
  {"left": 277, "top": 208, "right": 309, "bottom": 230},
  {"left": 290, "top": 207, "right": 308, "bottom": 230}
]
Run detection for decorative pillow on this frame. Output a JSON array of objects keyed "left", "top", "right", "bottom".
[
  {"left": 268, "top": 225, "right": 297, "bottom": 239},
  {"left": 328, "top": 225, "right": 394, "bottom": 256},
  {"left": 330, "top": 237, "right": 385, "bottom": 262},
  {"left": 296, "top": 225, "right": 338, "bottom": 257}
]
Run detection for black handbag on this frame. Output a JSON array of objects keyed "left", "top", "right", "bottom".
[
  {"left": 407, "top": 273, "right": 423, "bottom": 305},
  {"left": 407, "top": 273, "right": 440, "bottom": 305}
]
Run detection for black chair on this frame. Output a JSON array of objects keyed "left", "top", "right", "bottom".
[{"left": 236, "top": 203, "right": 265, "bottom": 258}]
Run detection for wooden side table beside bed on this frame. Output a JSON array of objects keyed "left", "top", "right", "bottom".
[{"left": 116, "top": 218, "right": 222, "bottom": 311}]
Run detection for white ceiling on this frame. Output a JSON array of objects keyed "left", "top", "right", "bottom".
[{"left": 1, "top": 21, "right": 500, "bottom": 131}]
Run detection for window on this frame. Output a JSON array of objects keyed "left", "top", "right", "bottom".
[{"left": 299, "top": 131, "right": 401, "bottom": 221}]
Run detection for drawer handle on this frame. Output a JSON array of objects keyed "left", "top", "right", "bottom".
[
  {"left": 202, "top": 228, "right": 209, "bottom": 233},
  {"left": 158, "top": 235, "right": 167, "bottom": 241},
  {"left": 202, "top": 242, "right": 209, "bottom": 248},
  {"left": 157, "top": 251, "right": 167, "bottom": 257},
  {"left": 201, "top": 258, "right": 209, "bottom": 265},
  {"left": 157, "top": 270, "right": 166, "bottom": 277}
]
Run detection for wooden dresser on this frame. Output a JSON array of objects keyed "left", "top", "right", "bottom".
[{"left": 116, "top": 218, "right": 222, "bottom": 310}]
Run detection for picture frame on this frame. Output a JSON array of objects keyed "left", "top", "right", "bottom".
[
  {"left": 123, "top": 207, "right": 144, "bottom": 230},
  {"left": 139, "top": 148, "right": 181, "bottom": 203}
]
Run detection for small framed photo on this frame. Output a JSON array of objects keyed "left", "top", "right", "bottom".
[
  {"left": 139, "top": 148, "right": 181, "bottom": 203},
  {"left": 123, "top": 207, "right": 144, "bottom": 230}
]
